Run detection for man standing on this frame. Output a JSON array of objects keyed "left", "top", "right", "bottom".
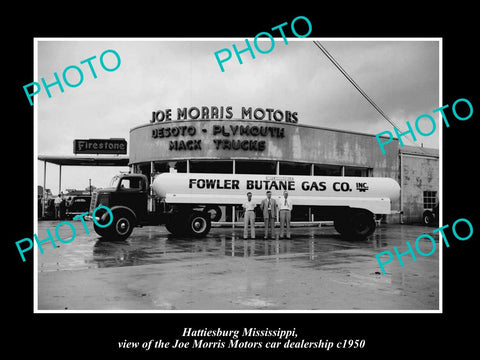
[
  {"left": 54, "top": 193, "right": 63, "bottom": 220},
  {"left": 261, "top": 190, "right": 277, "bottom": 239},
  {"left": 279, "top": 190, "right": 293, "bottom": 239},
  {"left": 242, "top": 192, "right": 256, "bottom": 239}
]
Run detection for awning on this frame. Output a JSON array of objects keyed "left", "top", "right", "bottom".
[{"left": 38, "top": 155, "right": 130, "bottom": 166}]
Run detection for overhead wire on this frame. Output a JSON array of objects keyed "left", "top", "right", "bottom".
[{"left": 312, "top": 40, "right": 426, "bottom": 151}]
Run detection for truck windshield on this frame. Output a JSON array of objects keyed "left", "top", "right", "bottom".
[
  {"left": 110, "top": 175, "right": 143, "bottom": 190},
  {"left": 110, "top": 175, "right": 121, "bottom": 188},
  {"left": 119, "top": 178, "right": 142, "bottom": 190}
]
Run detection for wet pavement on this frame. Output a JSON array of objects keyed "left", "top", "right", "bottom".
[{"left": 37, "top": 221, "right": 440, "bottom": 311}]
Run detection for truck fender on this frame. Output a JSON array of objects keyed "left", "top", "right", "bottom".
[{"left": 103, "top": 205, "right": 138, "bottom": 223}]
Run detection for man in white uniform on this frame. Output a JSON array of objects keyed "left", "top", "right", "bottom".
[
  {"left": 54, "top": 194, "right": 63, "bottom": 220},
  {"left": 279, "top": 190, "right": 293, "bottom": 239},
  {"left": 242, "top": 192, "right": 256, "bottom": 239}
]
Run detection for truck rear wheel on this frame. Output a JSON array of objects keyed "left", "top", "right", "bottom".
[
  {"left": 165, "top": 221, "right": 176, "bottom": 234},
  {"left": 165, "top": 211, "right": 211, "bottom": 237},
  {"left": 334, "top": 217, "right": 348, "bottom": 235},
  {"left": 165, "top": 218, "right": 188, "bottom": 236},
  {"left": 344, "top": 210, "right": 376, "bottom": 240},
  {"left": 203, "top": 205, "right": 222, "bottom": 222}
]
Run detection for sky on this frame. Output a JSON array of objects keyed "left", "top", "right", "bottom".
[{"left": 36, "top": 38, "right": 440, "bottom": 193}]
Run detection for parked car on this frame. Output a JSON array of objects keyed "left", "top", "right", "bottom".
[
  {"left": 65, "top": 196, "right": 91, "bottom": 219},
  {"left": 422, "top": 203, "right": 439, "bottom": 226},
  {"left": 42, "top": 198, "right": 56, "bottom": 219}
]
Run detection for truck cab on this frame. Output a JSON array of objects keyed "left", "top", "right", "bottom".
[
  {"left": 89, "top": 173, "right": 150, "bottom": 240},
  {"left": 110, "top": 174, "right": 148, "bottom": 220}
]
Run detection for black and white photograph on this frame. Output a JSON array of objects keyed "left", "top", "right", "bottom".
[
  {"left": 34, "top": 38, "right": 441, "bottom": 311},
  {"left": 8, "top": 7, "right": 478, "bottom": 357}
]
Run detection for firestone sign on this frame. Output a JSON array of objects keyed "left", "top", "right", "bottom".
[{"left": 73, "top": 139, "right": 127, "bottom": 154}]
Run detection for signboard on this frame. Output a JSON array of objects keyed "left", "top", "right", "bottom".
[
  {"left": 73, "top": 139, "right": 127, "bottom": 154},
  {"left": 151, "top": 106, "right": 299, "bottom": 123}
]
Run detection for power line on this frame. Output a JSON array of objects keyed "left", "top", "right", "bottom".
[{"left": 312, "top": 41, "right": 424, "bottom": 150}]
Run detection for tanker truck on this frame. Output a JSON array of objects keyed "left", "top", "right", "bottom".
[{"left": 88, "top": 171, "right": 400, "bottom": 241}]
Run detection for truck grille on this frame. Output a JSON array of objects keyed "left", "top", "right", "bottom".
[{"left": 89, "top": 191, "right": 98, "bottom": 215}]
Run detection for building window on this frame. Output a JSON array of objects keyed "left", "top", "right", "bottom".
[
  {"left": 279, "top": 161, "right": 311, "bottom": 175},
  {"left": 153, "top": 162, "right": 170, "bottom": 173},
  {"left": 173, "top": 161, "right": 188, "bottom": 173},
  {"left": 423, "top": 191, "right": 437, "bottom": 209},
  {"left": 313, "top": 164, "right": 342, "bottom": 176},
  {"left": 136, "top": 163, "right": 150, "bottom": 177},
  {"left": 344, "top": 167, "right": 371, "bottom": 177},
  {"left": 190, "top": 160, "right": 233, "bottom": 173},
  {"left": 236, "top": 160, "right": 276, "bottom": 175}
]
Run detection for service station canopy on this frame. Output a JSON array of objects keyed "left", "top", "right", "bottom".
[{"left": 38, "top": 155, "right": 129, "bottom": 167}]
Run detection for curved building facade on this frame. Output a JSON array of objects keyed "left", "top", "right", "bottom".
[{"left": 129, "top": 118, "right": 438, "bottom": 223}]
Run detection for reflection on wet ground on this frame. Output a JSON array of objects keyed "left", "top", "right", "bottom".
[
  {"left": 37, "top": 221, "right": 440, "bottom": 310},
  {"left": 37, "top": 221, "right": 436, "bottom": 272}
]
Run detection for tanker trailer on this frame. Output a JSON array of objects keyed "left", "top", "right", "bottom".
[{"left": 89, "top": 171, "right": 400, "bottom": 241}]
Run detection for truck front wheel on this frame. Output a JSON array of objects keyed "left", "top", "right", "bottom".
[
  {"left": 93, "top": 223, "right": 109, "bottom": 237},
  {"left": 187, "top": 211, "right": 211, "bottom": 238},
  {"left": 92, "top": 207, "right": 112, "bottom": 238},
  {"left": 102, "top": 209, "right": 135, "bottom": 241}
]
